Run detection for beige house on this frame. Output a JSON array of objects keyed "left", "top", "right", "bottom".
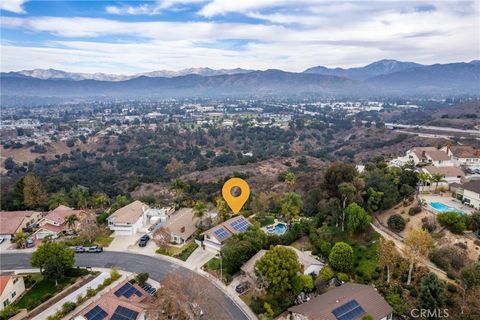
[
  {"left": 0, "top": 211, "right": 42, "bottom": 240},
  {"left": 288, "top": 283, "right": 392, "bottom": 320},
  {"left": 203, "top": 215, "right": 252, "bottom": 252},
  {"left": 443, "top": 146, "right": 480, "bottom": 168},
  {"left": 0, "top": 272, "right": 25, "bottom": 310},
  {"left": 406, "top": 147, "right": 452, "bottom": 167},
  {"left": 163, "top": 208, "right": 197, "bottom": 244},
  {"left": 420, "top": 166, "right": 465, "bottom": 190},
  {"left": 107, "top": 201, "right": 150, "bottom": 236}
]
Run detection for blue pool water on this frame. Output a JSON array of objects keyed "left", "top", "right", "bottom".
[
  {"left": 275, "top": 223, "right": 287, "bottom": 235},
  {"left": 429, "top": 202, "right": 464, "bottom": 214}
]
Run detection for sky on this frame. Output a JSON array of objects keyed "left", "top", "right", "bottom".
[{"left": 1, "top": 0, "right": 479, "bottom": 74}]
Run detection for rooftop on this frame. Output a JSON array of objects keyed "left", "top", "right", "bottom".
[
  {"left": 461, "top": 180, "right": 480, "bottom": 194},
  {"left": 108, "top": 201, "right": 149, "bottom": 224},
  {"left": 0, "top": 210, "right": 38, "bottom": 235},
  {"left": 45, "top": 205, "right": 89, "bottom": 225},
  {"left": 204, "top": 215, "right": 252, "bottom": 243},
  {"left": 422, "top": 166, "right": 465, "bottom": 178},
  {"left": 164, "top": 208, "right": 197, "bottom": 240},
  {"left": 288, "top": 283, "right": 392, "bottom": 320}
]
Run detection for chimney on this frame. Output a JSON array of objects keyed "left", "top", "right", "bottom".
[{"left": 181, "top": 226, "right": 185, "bottom": 233}]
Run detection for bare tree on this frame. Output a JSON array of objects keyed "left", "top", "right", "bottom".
[
  {"left": 145, "top": 272, "right": 233, "bottom": 320},
  {"left": 378, "top": 238, "right": 397, "bottom": 284},
  {"left": 152, "top": 226, "right": 171, "bottom": 249}
]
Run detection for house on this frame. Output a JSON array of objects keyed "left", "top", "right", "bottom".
[
  {"left": 107, "top": 201, "right": 150, "bottom": 236},
  {"left": 35, "top": 205, "right": 95, "bottom": 240},
  {"left": 0, "top": 272, "right": 25, "bottom": 310},
  {"left": 406, "top": 147, "right": 452, "bottom": 167},
  {"left": 443, "top": 145, "right": 480, "bottom": 168},
  {"left": 74, "top": 279, "right": 151, "bottom": 320},
  {"left": 288, "top": 283, "right": 393, "bottom": 320},
  {"left": 0, "top": 211, "right": 42, "bottom": 240},
  {"left": 163, "top": 208, "right": 197, "bottom": 244},
  {"left": 456, "top": 180, "right": 480, "bottom": 209},
  {"left": 420, "top": 166, "right": 465, "bottom": 190},
  {"left": 203, "top": 215, "right": 252, "bottom": 252},
  {"left": 241, "top": 246, "right": 325, "bottom": 279}
]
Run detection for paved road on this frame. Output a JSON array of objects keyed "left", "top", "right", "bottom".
[{"left": 0, "top": 252, "right": 249, "bottom": 320}]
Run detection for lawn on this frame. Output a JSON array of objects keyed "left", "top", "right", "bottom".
[
  {"left": 95, "top": 235, "right": 114, "bottom": 247},
  {"left": 205, "top": 257, "right": 220, "bottom": 271},
  {"left": 175, "top": 241, "right": 199, "bottom": 261},
  {"left": 15, "top": 274, "right": 73, "bottom": 310}
]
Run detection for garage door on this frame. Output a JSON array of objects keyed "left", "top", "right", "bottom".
[{"left": 114, "top": 229, "right": 134, "bottom": 236}]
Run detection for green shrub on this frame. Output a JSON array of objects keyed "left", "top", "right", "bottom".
[
  {"left": 408, "top": 206, "right": 422, "bottom": 216},
  {"left": 86, "top": 288, "right": 96, "bottom": 298},
  {"left": 110, "top": 267, "right": 121, "bottom": 280},
  {"left": 447, "top": 284, "right": 457, "bottom": 293},
  {"left": 336, "top": 272, "right": 349, "bottom": 282},
  {"left": 437, "top": 212, "right": 466, "bottom": 234},
  {"left": 317, "top": 266, "right": 335, "bottom": 282},
  {"left": 135, "top": 272, "right": 149, "bottom": 285},
  {"left": 61, "top": 301, "right": 76, "bottom": 314},
  {"left": 388, "top": 214, "right": 406, "bottom": 232}
]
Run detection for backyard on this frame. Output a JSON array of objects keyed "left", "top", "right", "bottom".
[{"left": 15, "top": 274, "right": 73, "bottom": 310}]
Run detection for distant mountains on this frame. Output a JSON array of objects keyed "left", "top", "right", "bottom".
[
  {"left": 303, "top": 59, "right": 424, "bottom": 80},
  {"left": 1, "top": 60, "right": 479, "bottom": 100},
  {"left": 10, "top": 67, "right": 255, "bottom": 81}
]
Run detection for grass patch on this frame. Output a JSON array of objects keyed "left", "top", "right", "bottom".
[
  {"left": 15, "top": 275, "right": 72, "bottom": 310},
  {"left": 257, "top": 215, "right": 275, "bottom": 227},
  {"left": 240, "top": 291, "right": 254, "bottom": 305},
  {"left": 175, "top": 241, "right": 199, "bottom": 261},
  {"left": 205, "top": 258, "right": 221, "bottom": 271},
  {"left": 95, "top": 235, "right": 114, "bottom": 247}
]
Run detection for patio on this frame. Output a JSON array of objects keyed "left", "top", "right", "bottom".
[{"left": 419, "top": 194, "right": 475, "bottom": 215}]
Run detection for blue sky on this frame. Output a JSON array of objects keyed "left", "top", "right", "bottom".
[{"left": 1, "top": 0, "right": 479, "bottom": 74}]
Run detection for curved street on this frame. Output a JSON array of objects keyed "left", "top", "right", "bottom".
[{"left": 0, "top": 251, "right": 250, "bottom": 320}]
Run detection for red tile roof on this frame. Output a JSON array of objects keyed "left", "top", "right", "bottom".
[
  {"left": 0, "top": 273, "right": 12, "bottom": 296},
  {"left": 0, "top": 211, "right": 37, "bottom": 235}
]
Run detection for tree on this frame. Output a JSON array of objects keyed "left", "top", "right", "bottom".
[
  {"left": 13, "top": 231, "right": 29, "bottom": 249},
  {"left": 251, "top": 192, "right": 269, "bottom": 216},
  {"left": 328, "top": 198, "right": 342, "bottom": 228},
  {"left": 328, "top": 242, "right": 353, "bottom": 272},
  {"left": 459, "top": 262, "right": 480, "bottom": 314},
  {"left": 338, "top": 182, "right": 357, "bottom": 231},
  {"left": 69, "top": 186, "right": 88, "bottom": 209},
  {"left": 90, "top": 192, "right": 108, "bottom": 209},
  {"left": 193, "top": 201, "right": 207, "bottom": 227},
  {"left": 464, "top": 211, "right": 480, "bottom": 231},
  {"left": 430, "top": 173, "right": 446, "bottom": 192},
  {"left": 378, "top": 238, "right": 396, "bottom": 283},
  {"left": 323, "top": 163, "right": 358, "bottom": 198},
  {"left": 366, "top": 188, "right": 383, "bottom": 212},
  {"left": 284, "top": 172, "right": 296, "bottom": 190},
  {"left": 136, "top": 272, "right": 149, "bottom": 285},
  {"left": 255, "top": 246, "right": 300, "bottom": 295},
  {"left": 216, "top": 197, "right": 229, "bottom": 222},
  {"left": 23, "top": 174, "right": 47, "bottom": 209},
  {"left": 279, "top": 192, "right": 302, "bottom": 224},
  {"left": 31, "top": 242, "right": 75, "bottom": 285},
  {"left": 437, "top": 212, "right": 466, "bottom": 234},
  {"left": 418, "top": 172, "right": 430, "bottom": 191},
  {"left": 345, "top": 203, "right": 371, "bottom": 235},
  {"left": 48, "top": 191, "right": 69, "bottom": 210},
  {"left": 292, "top": 274, "right": 314, "bottom": 295},
  {"left": 64, "top": 214, "right": 79, "bottom": 231},
  {"left": 418, "top": 273, "right": 445, "bottom": 319},
  {"left": 387, "top": 214, "right": 406, "bottom": 232},
  {"left": 404, "top": 229, "right": 434, "bottom": 285},
  {"left": 152, "top": 226, "right": 172, "bottom": 250}
]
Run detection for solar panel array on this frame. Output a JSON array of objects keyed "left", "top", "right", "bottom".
[
  {"left": 231, "top": 217, "right": 249, "bottom": 232},
  {"left": 114, "top": 283, "right": 143, "bottom": 299},
  {"left": 84, "top": 305, "right": 107, "bottom": 320},
  {"left": 214, "top": 227, "right": 230, "bottom": 240},
  {"left": 110, "top": 306, "right": 139, "bottom": 320},
  {"left": 332, "top": 300, "right": 365, "bottom": 320}
]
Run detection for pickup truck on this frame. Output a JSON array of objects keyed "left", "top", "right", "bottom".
[{"left": 71, "top": 246, "right": 103, "bottom": 253}]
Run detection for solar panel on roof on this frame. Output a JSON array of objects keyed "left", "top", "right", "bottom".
[
  {"left": 114, "top": 283, "right": 143, "bottom": 299},
  {"left": 231, "top": 218, "right": 249, "bottom": 232},
  {"left": 332, "top": 300, "right": 365, "bottom": 320},
  {"left": 111, "top": 306, "right": 139, "bottom": 320},
  {"left": 84, "top": 305, "right": 107, "bottom": 320},
  {"left": 214, "top": 227, "right": 230, "bottom": 240}
]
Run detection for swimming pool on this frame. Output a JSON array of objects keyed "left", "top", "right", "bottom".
[
  {"left": 266, "top": 223, "right": 288, "bottom": 235},
  {"left": 429, "top": 202, "right": 464, "bottom": 214}
]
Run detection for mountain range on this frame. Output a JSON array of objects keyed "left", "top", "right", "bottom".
[{"left": 1, "top": 60, "right": 479, "bottom": 100}]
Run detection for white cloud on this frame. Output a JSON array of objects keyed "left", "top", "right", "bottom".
[
  {"left": 0, "top": 0, "right": 28, "bottom": 14},
  {"left": 106, "top": 0, "right": 207, "bottom": 16}
]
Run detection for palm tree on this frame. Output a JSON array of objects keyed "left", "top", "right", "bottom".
[
  {"left": 64, "top": 214, "right": 79, "bottom": 231},
  {"left": 418, "top": 172, "right": 430, "bottom": 192},
  {"left": 193, "top": 201, "right": 207, "bottom": 227},
  {"left": 284, "top": 172, "right": 296, "bottom": 190},
  {"left": 430, "top": 173, "right": 447, "bottom": 192},
  {"left": 13, "top": 231, "right": 28, "bottom": 249}
]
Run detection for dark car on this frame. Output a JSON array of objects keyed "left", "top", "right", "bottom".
[
  {"left": 86, "top": 246, "right": 103, "bottom": 253},
  {"left": 235, "top": 282, "right": 250, "bottom": 294},
  {"left": 138, "top": 234, "right": 150, "bottom": 247}
]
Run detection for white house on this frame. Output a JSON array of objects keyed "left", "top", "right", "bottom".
[
  {"left": 0, "top": 272, "right": 25, "bottom": 310},
  {"left": 406, "top": 147, "right": 452, "bottom": 167},
  {"left": 421, "top": 166, "right": 465, "bottom": 190},
  {"left": 107, "top": 200, "right": 150, "bottom": 236},
  {"left": 0, "top": 211, "right": 42, "bottom": 240},
  {"left": 442, "top": 145, "right": 480, "bottom": 168},
  {"left": 163, "top": 208, "right": 197, "bottom": 244},
  {"left": 457, "top": 180, "right": 480, "bottom": 210},
  {"left": 203, "top": 215, "right": 252, "bottom": 252}
]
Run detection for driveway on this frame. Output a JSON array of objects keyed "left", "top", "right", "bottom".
[
  {"left": 108, "top": 234, "right": 142, "bottom": 251},
  {"left": 186, "top": 246, "right": 217, "bottom": 269},
  {"left": 0, "top": 252, "right": 252, "bottom": 320}
]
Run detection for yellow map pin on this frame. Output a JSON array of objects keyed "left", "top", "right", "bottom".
[{"left": 222, "top": 177, "right": 250, "bottom": 214}]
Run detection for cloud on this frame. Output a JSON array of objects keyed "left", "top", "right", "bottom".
[
  {"left": 0, "top": 0, "right": 28, "bottom": 14},
  {"left": 106, "top": 0, "right": 207, "bottom": 15}
]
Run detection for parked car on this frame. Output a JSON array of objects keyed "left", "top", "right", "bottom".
[
  {"left": 86, "top": 246, "right": 103, "bottom": 253},
  {"left": 26, "top": 238, "right": 35, "bottom": 248},
  {"left": 147, "top": 287, "right": 156, "bottom": 295},
  {"left": 72, "top": 246, "right": 86, "bottom": 253},
  {"left": 138, "top": 234, "right": 150, "bottom": 247},
  {"left": 235, "top": 282, "right": 250, "bottom": 294}
]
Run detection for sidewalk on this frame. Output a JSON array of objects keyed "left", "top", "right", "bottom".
[{"left": 185, "top": 246, "right": 217, "bottom": 269}]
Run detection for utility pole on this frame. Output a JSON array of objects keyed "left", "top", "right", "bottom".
[{"left": 219, "top": 252, "right": 223, "bottom": 284}]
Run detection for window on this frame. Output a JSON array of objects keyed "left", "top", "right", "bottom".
[
  {"left": 3, "top": 299, "right": 9, "bottom": 307},
  {"left": 13, "top": 278, "right": 18, "bottom": 284},
  {"left": 11, "top": 291, "right": 16, "bottom": 298}
]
